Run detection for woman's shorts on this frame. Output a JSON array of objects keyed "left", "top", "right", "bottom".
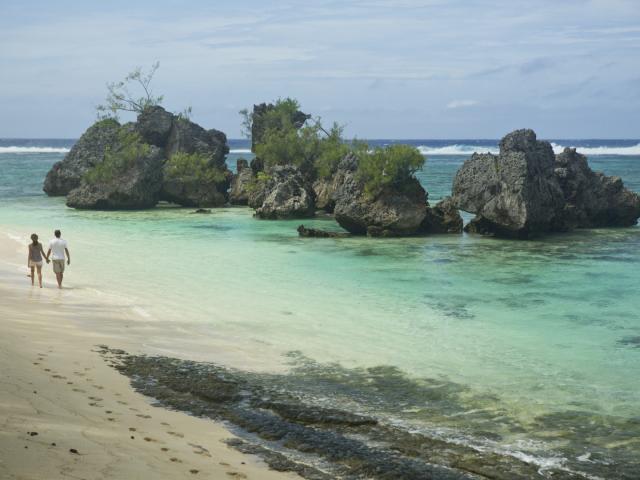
[
  {"left": 29, "top": 260, "right": 43, "bottom": 268},
  {"left": 52, "top": 260, "right": 65, "bottom": 274}
]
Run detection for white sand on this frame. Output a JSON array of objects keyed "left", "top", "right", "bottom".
[{"left": 0, "top": 233, "right": 298, "bottom": 480}]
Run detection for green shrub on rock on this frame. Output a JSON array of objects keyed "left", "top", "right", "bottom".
[
  {"left": 164, "top": 151, "right": 226, "bottom": 184},
  {"left": 356, "top": 144, "right": 425, "bottom": 197},
  {"left": 84, "top": 129, "right": 150, "bottom": 184}
]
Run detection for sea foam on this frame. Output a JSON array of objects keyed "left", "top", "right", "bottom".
[
  {"left": 417, "top": 143, "right": 640, "bottom": 156},
  {"left": 0, "top": 146, "right": 70, "bottom": 154}
]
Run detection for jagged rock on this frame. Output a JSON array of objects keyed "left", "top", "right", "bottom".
[
  {"left": 555, "top": 148, "right": 640, "bottom": 228},
  {"left": 251, "top": 103, "right": 310, "bottom": 152},
  {"left": 313, "top": 178, "right": 335, "bottom": 213},
  {"left": 253, "top": 166, "right": 315, "bottom": 219},
  {"left": 422, "top": 197, "right": 463, "bottom": 234},
  {"left": 66, "top": 144, "right": 164, "bottom": 210},
  {"left": 333, "top": 155, "right": 428, "bottom": 236},
  {"left": 43, "top": 119, "right": 121, "bottom": 196},
  {"left": 135, "top": 106, "right": 174, "bottom": 147},
  {"left": 192, "top": 208, "right": 212, "bottom": 214},
  {"left": 229, "top": 159, "right": 255, "bottom": 205},
  {"left": 165, "top": 117, "right": 229, "bottom": 169},
  {"left": 297, "top": 225, "right": 349, "bottom": 238},
  {"left": 452, "top": 129, "right": 565, "bottom": 238},
  {"left": 160, "top": 171, "right": 231, "bottom": 208}
]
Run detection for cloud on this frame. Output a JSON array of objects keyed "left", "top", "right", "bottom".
[{"left": 446, "top": 100, "right": 479, "bottom": 109}]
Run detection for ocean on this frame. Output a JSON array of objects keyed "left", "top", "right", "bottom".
[{"left": 1, "top": 137, "right": 639, "bottom": 478}]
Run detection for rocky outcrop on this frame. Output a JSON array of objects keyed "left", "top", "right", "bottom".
[
  {"left": 421, "top": 197, "right": 463, "bottom": 234},
  {"left": 66, "top": 144, "right": 164, "bottom": 210},
  {"left": 251, "top": 166, "right": 315, "bottom": 219},
  {"left": 452, "top": 129, "right": 565, "bottom": 238},
  {"left": 452, "top": 129, "right": 640, "bottom": 237},
  {"left": 297, "top": 225, "right": 350, "bottom": 238},
  {"left": 555, "top": 148, "right": 640, "bottom": 228},
  {"left": 251, "top": 103, "right": 310, "bottom": 152},
  {"left": 46, "top": 107, "right": 232, "bottom": 209},
  {"left": 229, "top": 159, "right": 255, "bottom": 205},
  {"left": 160, "top": 171, "right": 231, "bottom": 208},
  {"left": 332, "top": 155, "right": 428, "bottom": 236},
  {"left": 43, "top": 119, "right": 121, "bottom": 196}
]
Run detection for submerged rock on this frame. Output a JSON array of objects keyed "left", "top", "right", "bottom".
[
  {"left": 421, "top": 197, "right": 464, "bottom": 234},
  {"left": 297, "top": 225, "right": 350, "bottom": 238},
  {"left": 555, "top": 147, "right": 640, "bottom": 228},
  {"left": 229, "top": 159, "right": 255, "bottom": 206},
  {"left": 253, "top": 166, "right": 315, "bottom": 219},
  {"left": 452, "top": 129, "right": 566, "bottom": 238},
  {"left": 43, "top": 119, "right": 121, "bottom": 196},
  {"left": 333, "top": 155, "right": 428, "bottom": 236}
]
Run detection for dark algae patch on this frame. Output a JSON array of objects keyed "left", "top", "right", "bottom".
[{"left": 97, "top": 346, "right": 638, "bottom": 479}]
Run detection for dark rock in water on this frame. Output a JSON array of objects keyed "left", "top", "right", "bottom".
[
  {"left": 618, "top": 336, "right": 640, "bottom": 348},
  {"left": 229, "top": 159, "right": 255, "bottom": 206},
  {"left": 66, "top": 143, "right": 164, "bottom": 210},
  {"left": 297, "top": 225, "right": 349, "bottom": 238},
  {"left": 252, "top": 166, "right": 315, "bottom": 219},
  {"left": 555, "top": 147, "right": 640, "bottom": 228},
  {"left": 333, "top": 155, "right": 428, "bottom": 236},
  {"left": 192, "top": 208, "right": 211, "bottom": 214},
  {"left": 452, "top": 129, "right": 565, "bottom": 238},
  {"left": 135, "top": 105, "right": 174, "bottom": 147},
  {"left": 160, "top": 170, "right": 231, "bottom": 208},
  {"left": 251, "top": 102, "right": 310, "bottom": 153},
  {"left": 452, "top": 129, "right": 640, "bottom": 237},
  {"left": 421, "top": 197, "right": 463, "bottom": 234},
  {"left": 43, "top": 119, "right": 121, "bottom": 196}
]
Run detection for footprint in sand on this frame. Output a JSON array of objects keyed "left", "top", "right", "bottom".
[
  {"left": 188, "top": 443, "right": 211, "bottom": 458},
  {"left": 92, "top": 385, "right": 104, "bottom": 390},
  {"left": 107, "top": 418, "right": 115, "bottom": 422},
  {"left": 190, "top": 469, "right": 199, "bottom": 475},
  {"left": 136, "top": 414, "right": 152, "bottom": 419},
  {"left": 143, "top": 437, "right": 159, "bottom": 443},
  {"left": 161, "top": 447, "right": 169, "bottom": 452},
  {"left": 89, "top": 402, "right": 103, "bottom": 407},
  {"left": 72, "top": 388, "right": 86, "bottom": 393},
  {"left": 44, "top": 368, "right": 51, "bottom": 372},
  {"left": 88, "top": 396, "right": 103, "bottom": 401},
  {"left": 167, "top": 431, "right": 184, "bottom": 438},
  {"left": 33, "top": 362, "right": 40, "bottom": 365},
  {"left": 226, "top": 473, "right": 247, "bottom": 479},
  {"left": 52, "top": 375, "right": 67, "bottom": 379},
  {"left": 160, "top": 422, "right": 170, "bottom": 426},
  {"left": 67, "top": 382, "right": 73, "bottom": 385},
  {"left": 170, "top": 457, "right": 182, "bottom": 463},
  {"left": 128, "top": 427, "right": 137, "bottom": 432},
  {"left": 73, "top": 371, "right": 85, "bottom": 377},
  {"left": 117, "top": 400, "right": 128, "bottom": 405}
]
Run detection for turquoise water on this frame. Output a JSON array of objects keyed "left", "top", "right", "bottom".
[{"left": 1, "top": 146, "right": 639, "bottom": 476}]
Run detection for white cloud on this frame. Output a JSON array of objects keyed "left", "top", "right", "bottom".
[{"left": 446, "top": 100, "right": 479, "bottom": 109}]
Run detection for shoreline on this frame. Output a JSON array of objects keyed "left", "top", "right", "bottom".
[{"left": 0, "top": 233, "right": 298, "bottom": 480}]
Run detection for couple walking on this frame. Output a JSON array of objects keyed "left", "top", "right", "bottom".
[{"left": 28, "top": 229, "right": 70, "bottom": 289}]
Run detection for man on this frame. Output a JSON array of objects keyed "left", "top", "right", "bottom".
[{"left": 47, "top": 230, "right": 70, "bottom": 289}]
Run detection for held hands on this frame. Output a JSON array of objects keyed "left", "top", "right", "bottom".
[{"left": 67, "top": 259, "right": 70, "bottom": 265}]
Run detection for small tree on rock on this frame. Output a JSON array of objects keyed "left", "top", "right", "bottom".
[{"left": 96, "top": 62, "right": 164, "bottom": 120}]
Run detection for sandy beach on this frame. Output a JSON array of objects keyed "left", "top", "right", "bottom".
[{"left": 0, "top": 233, "right": 297, "bottom": 480}]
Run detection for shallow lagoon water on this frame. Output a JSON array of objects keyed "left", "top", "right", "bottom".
[{"left": 1, "top": 145, "right": 639, "bottom": 476}]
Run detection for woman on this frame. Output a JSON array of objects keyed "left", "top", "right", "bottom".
[{"left": 28, "top": 234, "right": 49, "bottom": 288}]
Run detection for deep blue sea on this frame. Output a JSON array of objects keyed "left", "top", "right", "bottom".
[{"left": 1, "top": 137, "right": 639, "bottom": 478}]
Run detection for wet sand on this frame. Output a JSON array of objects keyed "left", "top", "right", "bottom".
[{"left": 0, "top": 233, "right": 298, "bottom": 480}]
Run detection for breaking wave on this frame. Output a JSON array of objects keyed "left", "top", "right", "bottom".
[
  {"left": 417, "top": 143, "right": 640, "bottom": 156},
  {"left": 0, "top": 146, "right": 70, "bottom": 154}
]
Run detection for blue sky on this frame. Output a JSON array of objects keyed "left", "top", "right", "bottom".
[{"left": 1, "top": 0, "right": 639, "bottom": 138}]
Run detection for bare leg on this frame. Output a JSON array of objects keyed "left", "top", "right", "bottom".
[
  {"left": 36, "top": 266, "right": 43, "bottom": 288},
  {"left": 56, "top": 272, "right": 63, "bottom": 289},
  {"left": 30, "top": 267, "right": 35, "bottom": 286}
]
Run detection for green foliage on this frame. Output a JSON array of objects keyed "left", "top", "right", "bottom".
[
  {"left": 84, "top": 129, "right": 150, "bottom": 184},
  {"left": 247, "top": 171, "right": 273, "bottom": 193},
  {"left": 314, "top": 123, "right": 351, "bottom": 178},
  {"left": 96, "top": 62, "right": 164, "bottom": 120},
  {"left": 356, "top": 144, "right": 425, "bottom": 197},
  {"left": 239, "top": 98, "right": 303, "bottom": 140},
  {"left": 165, "top": 152, "right": 226, "bottom": 184}
]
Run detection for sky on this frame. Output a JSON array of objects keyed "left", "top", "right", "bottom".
[{"left": 0, "top": 0, "right": 639, "bottom": 139}]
